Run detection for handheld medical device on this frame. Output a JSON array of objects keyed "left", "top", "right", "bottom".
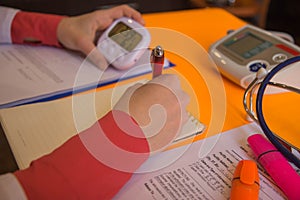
[
  {"left": 97, "top": 17, "right": 151, "bottom": 70},
  {"left": 209, "top": 25, "right": 300, "bottom": 88}
]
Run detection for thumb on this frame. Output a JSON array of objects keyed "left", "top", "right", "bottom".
[
  {"left": 113, "top": 83, "right": 143, "bottom": 113},
  {"left": 86, "top": 47, "right": 109, "bottom": 70}
]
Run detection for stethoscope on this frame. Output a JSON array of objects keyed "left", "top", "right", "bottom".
[{"left": 243, "top": 56, "right": 300, "bottom": 169}]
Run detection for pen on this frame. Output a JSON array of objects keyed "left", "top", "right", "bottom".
[
  {"left": 230, "top": 160, "right": 260, "bottom": 200},
  {"left": 248, "top": 134, "right": 300, "bottom": 200},
  {"left": 150, "top": 45, "right": 164, "bottom": 78}
]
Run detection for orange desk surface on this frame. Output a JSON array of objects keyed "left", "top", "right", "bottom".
[{"left": 105, "top": 8, "right": 300, "bottom": 149}]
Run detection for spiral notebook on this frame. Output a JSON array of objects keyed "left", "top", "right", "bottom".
[{"left": 0, "top": 80, "right": 205, "bottom": 169}]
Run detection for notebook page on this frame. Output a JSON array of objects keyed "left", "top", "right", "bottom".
[{"left": 0, "top": 80, "right": 204, "bottom": 169}]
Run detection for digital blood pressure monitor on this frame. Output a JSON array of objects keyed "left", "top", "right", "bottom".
[
  {"left": 209, "top": 25, "right": 300, "bottom": 88},
  {"left": 97, "top": 17, "right": 151, "bottom": 70}
]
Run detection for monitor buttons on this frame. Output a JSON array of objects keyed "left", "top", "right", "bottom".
[
  {"left": 272, "top": 53, "right": 287, "bottom": 63},
  {"left": 248, "top": 61, "right": 268, "bottom": 72}
]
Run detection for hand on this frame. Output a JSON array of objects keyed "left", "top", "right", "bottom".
[
  {"left": 56, "top": 5, "right": 145, "bottom": 70},
  {"left": 114, "top": 74, "right": 190, "bottom": 154}
]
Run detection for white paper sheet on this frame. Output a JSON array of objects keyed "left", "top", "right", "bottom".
[
  {"left": 0, "top": 44, "right": 170, "bottom": 108},
  {"left": 114, "top": 123, "right": 290, "bottom": 200}
]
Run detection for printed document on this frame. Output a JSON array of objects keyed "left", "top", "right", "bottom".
[
  {"left": 0, "top": 44, "right": 170, "bottom": 108},
  {"left": 114, "top": 123, "right": 290, "bottom": 200}
]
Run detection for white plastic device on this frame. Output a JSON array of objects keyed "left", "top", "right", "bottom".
[
  {"left": 209, "top": 25, "right": 300, "bottom": 88},
  {"left": 97, "top": 17, "right": 151, "bottom": 70}
]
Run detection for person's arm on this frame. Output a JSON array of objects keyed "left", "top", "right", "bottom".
[
  {"left": 0, "top": 6, "right": 64, "bottom": 46},
  {"left": 0, "top": 5, "right": 145, "bottom": 70},
  {"left": 14, "top": 110, "right": 150, "bottom": 200},
  {"left": 0, "top": 74, "right": 189, "bottom": 199},
  {"left": 11, "top": 10, "right": 64, "bottom": 47},
  {"left": 0, "top": 110, "right": 149, "bottom": 200}
]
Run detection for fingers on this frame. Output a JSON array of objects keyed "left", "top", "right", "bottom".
[
  {"left": 76, "top": 5, "right": 145, "bottom": 69},
  {"left": 113, "top": 74, "right": 190, "bottom": 153},
  {"left": 105, "top": 5, "right": 145, "bottom": 26},
  {"left": 149, "top": 74, "right": 190, "bottom": 126},
  {"left": 149, "top": 74, "right": 190, "bottom": 108},
  {"left": 71, "top": 35, "right": 108, "bottom": 70},
  {"left": 57, "top": 4, "right": 145, "bottom": 70},
  {"left": 117, "top": 5, "right": 145, "bottom": 25}
]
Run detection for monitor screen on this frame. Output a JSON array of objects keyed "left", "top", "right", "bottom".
[
  {"left": 224, "top": 32, "right": 272, "bottom": 59},
  {"left": 108, "top": 22, "right": 142, "bottom": 52}
]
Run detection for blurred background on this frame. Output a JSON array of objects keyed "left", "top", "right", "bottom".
[{"left": 1, "top": 0, "right": 299, "bottom": 45}]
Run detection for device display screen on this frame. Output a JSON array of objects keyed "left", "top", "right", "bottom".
[
  {"left": 108, "top": 22, "right": 142, "bottom": 52},
  {"left": 224, "top": 32, "right": 273, "bottom": 59}
]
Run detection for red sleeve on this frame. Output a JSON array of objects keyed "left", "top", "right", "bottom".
[
  {"left": 14, "top": 110, "right": 150, "bottom": 200},
  {"left": 11, "top": 11, "right": 65, "bottom": 47}
]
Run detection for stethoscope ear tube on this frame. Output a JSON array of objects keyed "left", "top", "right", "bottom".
[{"left": 256, "top": 56, "right": 300, "bottom": 169}]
